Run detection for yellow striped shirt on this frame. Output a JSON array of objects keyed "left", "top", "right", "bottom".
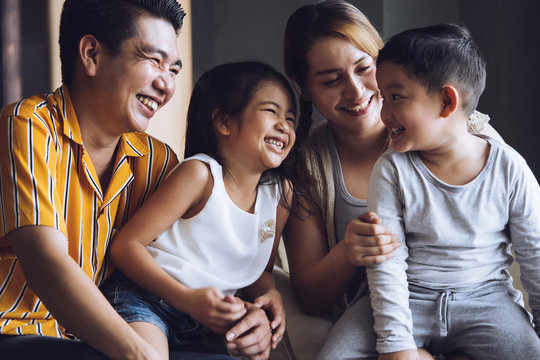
[{"left": 0, "top": 86, "right": 178, "bottom": 337}]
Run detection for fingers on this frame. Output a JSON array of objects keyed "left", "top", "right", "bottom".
[
  {"left": 215, "top": 297, "right": 246, "bottom": 318},
  {"left": 357, "top": 211, "right": 381, "bottom": 224},
  {"left": 226, "top": 306, "right": 272, "bottom": 358},
  {"left": 252, "top": 292, "right": 285, "bottom": 349},
  {"left": 343, "top": 213, "right": 401, "bottom": 267}
]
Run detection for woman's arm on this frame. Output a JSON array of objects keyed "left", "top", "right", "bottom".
[{"left": 283, "top": 195, "right": 400, "bottom": 314}]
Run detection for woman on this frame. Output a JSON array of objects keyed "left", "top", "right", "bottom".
[{"left": 281, "top": 1, "right": 497, "bottom": 358}]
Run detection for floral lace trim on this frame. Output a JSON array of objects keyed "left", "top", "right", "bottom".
[{"left": 467, "top": 109, "right": 490, "bottom": 133}]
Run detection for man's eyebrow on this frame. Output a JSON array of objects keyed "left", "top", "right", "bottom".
[{"left": 141, "top": 45, "right": 182, "bottom": 68}]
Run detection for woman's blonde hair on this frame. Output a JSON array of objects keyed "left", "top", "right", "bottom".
[{"left": 283, "top": 0, "right": 384, "bottom": 143}]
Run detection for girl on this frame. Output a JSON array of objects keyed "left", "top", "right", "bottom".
[{"left": 102, "top": 61, "right": 296, "bottom": 360}]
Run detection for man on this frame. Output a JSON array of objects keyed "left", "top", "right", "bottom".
[{"left": 0, "top": 1, "right": 273, "bottom": 359}]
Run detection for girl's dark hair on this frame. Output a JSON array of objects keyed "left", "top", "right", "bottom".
[
  {"left": 59, "top": 0, "right": 185, "bottom": 87},
  {"left": 184, "top": 61, "right": 297, "bottom": 205}
]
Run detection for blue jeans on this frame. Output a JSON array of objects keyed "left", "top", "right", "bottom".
[{"left": 100, "top": 271, "right": 236, "bottom": 359}]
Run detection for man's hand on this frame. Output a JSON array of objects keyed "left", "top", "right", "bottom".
[
  {"left": 253, "top": 289, "right": 285, "bottom": 349},
  {"left": 225, "top": 302, "right": 272, "bottom": 360}
]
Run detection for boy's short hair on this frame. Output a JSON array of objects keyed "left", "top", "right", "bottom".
[
  {"left": 377, "top": 23, "right": 486, "bottom": 116},
  {"left": 59, "top": 0, "right": 185, "bottom": 87}
]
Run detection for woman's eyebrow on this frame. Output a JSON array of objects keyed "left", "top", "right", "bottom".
[{"left": 313, "top": 55, "right": 368, "bottom": 76}]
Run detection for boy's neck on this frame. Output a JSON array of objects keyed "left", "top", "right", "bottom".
[{"left": 419, "top": 131, "right": 490, "bottom": 186}]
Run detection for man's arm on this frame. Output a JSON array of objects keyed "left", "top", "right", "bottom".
[{"left": 10, "top": 225, "right": 160, "bottom": 360}]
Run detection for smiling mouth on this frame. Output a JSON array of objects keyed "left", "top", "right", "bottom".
[
  {"left": 137, "top": 95, "right": 158, "bottom": 111},
  {"left": 265, "top": 138, "right": 285, "bottom": 150},
  {"left": 342, "top": 95, "right": 373, "bottom": 112},
  {"left": 391, "top": 127, "right": 405, "bottom": 135}
]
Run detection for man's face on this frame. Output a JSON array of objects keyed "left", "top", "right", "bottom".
[{"left": 96, "top": 16, "right": 181, "bottom": 135}]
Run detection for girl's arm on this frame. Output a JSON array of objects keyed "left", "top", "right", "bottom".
[
  {"left": 282, "top": 196, "right": 399, "bottom": 314},
  {"left": 109, "top": 160, "right": 245, "bottom": 332}
]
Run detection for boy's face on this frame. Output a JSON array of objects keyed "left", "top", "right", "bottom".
[
  {"left": 376, "top": 61, "right": 446, "bottom": 153},
  {"left": 94, "top": 15, "right": 182, "bottom": 135}
]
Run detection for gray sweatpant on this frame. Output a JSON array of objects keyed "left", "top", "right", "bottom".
[{"left": 316, "top": 282, "right": 540, "bottom": 360}]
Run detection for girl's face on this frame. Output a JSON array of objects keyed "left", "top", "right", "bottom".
[
  {"left": 304, "top": 36, "right": 382, "bottom": 134},
  {"left": 227, "top": 81, "right": 296, "bottom": 172}
]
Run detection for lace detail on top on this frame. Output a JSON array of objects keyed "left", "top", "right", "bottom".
[{"left": 467, "top": 110, "right": 490, "bottom": 133}]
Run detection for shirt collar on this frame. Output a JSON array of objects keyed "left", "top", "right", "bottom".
[{"left": 55, "top": 85, "right": 150, "bottom": 158}]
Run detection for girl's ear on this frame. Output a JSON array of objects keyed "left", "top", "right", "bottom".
[
  {"left": 79, "top": 35, "right": 102, "bottom": 77},
  {"left": 440, "top": 85, "right": 459, "bottom": 118},
  {"left": 212, "top": 109, "right": 231, "bottom": 136}
]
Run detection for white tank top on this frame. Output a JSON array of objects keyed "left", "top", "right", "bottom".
[{"left": 147, "top": 154, "right": 279, "bottom": 295}]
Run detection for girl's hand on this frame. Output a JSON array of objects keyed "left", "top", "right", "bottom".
[
  {"left": 253, "top": 289, "right": 285, "bottom": 349},
  {"left": 186, "top": 288, "right": 246, "bottom": 334},
  {"left": 379, "top": 349, "right": 422, "bottom": 360},
  {"left": 344, "top": 212, "right": 401, "bottom": 266}
]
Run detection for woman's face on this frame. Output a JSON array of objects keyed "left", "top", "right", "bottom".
[{"left": 304, "top": 36, "right": 382, "bottom": 134}]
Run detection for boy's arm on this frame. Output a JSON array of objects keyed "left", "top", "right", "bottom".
[
  {"left": 367, "top": 155, "right": 416, "bottom": 354},
  {"left": 506, "top": 159, "right": 540, "bottom": 335},
  {"left": 10, "top": 226, "right": 160, "bottom": 360}
]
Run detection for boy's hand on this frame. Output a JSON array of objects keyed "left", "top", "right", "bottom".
[
  {"left": 186, "top": 288, "right": 246, "bottom": 334},
  {"left": 379, "top": 349, "right": 422, "bottom": 360},
  {"left": 253, "top": 288, "right": 285, "bottom": 349}
]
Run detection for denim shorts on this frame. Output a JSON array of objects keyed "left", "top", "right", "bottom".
[{"left": 101, "top": 271, "right": 209, "bottom": 352}]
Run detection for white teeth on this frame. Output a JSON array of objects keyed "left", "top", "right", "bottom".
[
  {"left": 345, "top": 97, "right": 371, "bottom": 112},
  {"left": 137, "top": 95, "right": 158, "bottom": 111},
  {"left": 265, "top": 138, "right": 284, "bottom": 149},
  {"left": 391, "top": 128, "right": 404, "bottom": 135}
]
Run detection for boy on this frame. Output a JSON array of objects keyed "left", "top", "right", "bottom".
[
  {"left": 316, "top": 23, "right": 540, "bottom": 360},
  {"left": 369, "top": 24, "right": 540, "bottom": 360}
]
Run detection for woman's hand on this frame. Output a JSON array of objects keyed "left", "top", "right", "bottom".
[{"left": 344, "top": 212, "right": 401, "bottom": 266}]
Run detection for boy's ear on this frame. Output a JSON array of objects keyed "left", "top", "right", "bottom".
[
  {"left": 79, "top": 35, "right": 102, "bottom": 77},
  {"left": 212, "top": 109, "right": 231, "bottom": 136},
  {"left": 440, "top": 85, "right": 459, "bottom": 118}
]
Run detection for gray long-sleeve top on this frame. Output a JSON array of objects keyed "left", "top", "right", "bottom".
[{"left": 366, "top": 136, "right": 540, "bottom": 353}]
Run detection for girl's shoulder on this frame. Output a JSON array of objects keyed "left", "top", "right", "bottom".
[{"left": 167, "top": 155, "right": 214, "bottom": 188}]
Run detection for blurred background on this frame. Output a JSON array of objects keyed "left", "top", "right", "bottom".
[
  {"left": 2, "top": 0, "right": 538, "bottom": 179},
  {"left": 2, "top": 0, "right": 538, "bottom": 311}
]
